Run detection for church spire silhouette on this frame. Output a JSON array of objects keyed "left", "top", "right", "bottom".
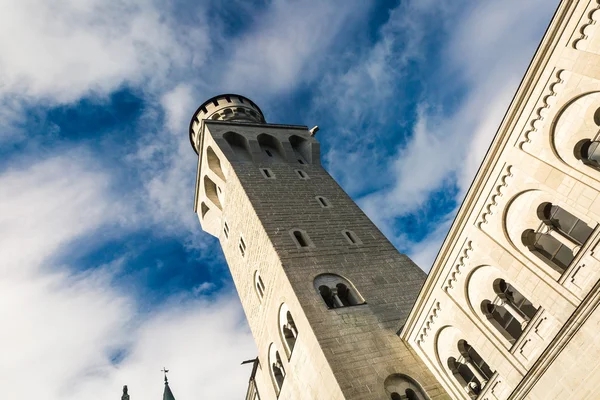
[
  {"left": 121, "top": 385, "right": 129, "bottom": 400},
  {"left": 162, "top": 367, "right": 176, "bottom": 400}
]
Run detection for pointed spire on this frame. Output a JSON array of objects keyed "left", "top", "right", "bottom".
[
  {"left": 162, "top": 367, "right": 176, "bottom": 400},
  {"left": 121, "top": 385, "right": 130, "bottom": 400}
]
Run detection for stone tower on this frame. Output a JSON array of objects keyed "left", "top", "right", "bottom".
[{"left": 188, "top": 94, "right": 448, "bottom": 399}]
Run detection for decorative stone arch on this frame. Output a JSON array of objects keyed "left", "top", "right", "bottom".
[
  {"left": 278, "top": 303, "right": 298, "bottom": 359},
  {"left": 435, "top": 326, "right": 495, "bottom": 399},
  {"left": 257, "top": 133, "right": 286, "bottom": 161},
  {"left": 268, "top": 343, "right": 286, "bottom": 396},
  {"left": 289, "top": 134, "right": 312, "bottom": 164},
  {"left": 223, "top": 131, "right": 253, "bottom": 162},
  {"left": 503, "top": 189, "right": 595, "bottom": 277},
  {"left": 206, "top": 146, "right": 226, "bottom": 181},
  {"left": 550, "top": 91, "right": 600, "bottom": 180},
  {"left": 313, "top": 273, "right": 365, "bottom": 309},
  {"left": 466, "top": 265, "right": 539, "bottom": 345},
  {"left": 383, "top": 373, "right": 430, "bottom": 400},
  {"left": 435, "top": 326, "right": 468, "bottom": 398}
]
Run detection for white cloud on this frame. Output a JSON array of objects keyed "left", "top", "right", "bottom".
[
  {"left": 0, "top": 0, "right": 209, "bottom": 103},
  {"left": 224, "top": 0, "right": 370, "bottom": 95},
  {"left": 129, "top": 84, "right": 206, "bottom": 237},
  {"left": 319, "top": 0, "right": 559, "bottom": 265},
  {"left": 0, "top": 153, "right": 255, "bottom": 399}
]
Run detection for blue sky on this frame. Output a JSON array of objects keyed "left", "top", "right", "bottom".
[{"left": 0, "top": 0, "right": 559, "bottom": 398}]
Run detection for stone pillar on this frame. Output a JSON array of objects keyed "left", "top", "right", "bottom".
[
  {"left": 498, "top": 299, "right": 529, "bottom": 329},
  {"left": 545, "top": 226, "right": 581, "bottom": 253},
  {"left": 464, "top": 360, "right": 488, "bottom": 388}
]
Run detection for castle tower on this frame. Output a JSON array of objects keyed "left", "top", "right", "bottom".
[{"left": 189, "top": 94, "right": 448, "bottom": 400}]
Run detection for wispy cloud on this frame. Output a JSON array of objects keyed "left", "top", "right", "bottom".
[
  {"left": 224, "top": 0, "right": 371, "bottom": 96},
  {"left": 316, "top": 0, "right": 558, "bottom": 268},
  {"left": 0, "top": 153, "right": 254, "bottom": 399}
]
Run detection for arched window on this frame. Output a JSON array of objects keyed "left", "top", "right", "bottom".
[
  {"left": 482, "top": 279, "right": 537, "bottom": 343},
  {"left": 573, "top": 105, "right": 600, "bottom": 169},
  {"left": 289, "top": 135, "right": 312, "bottom": 164},
  {"left": 290, "top": 229, "right": 313, "bottom": 248},
  {"left": 521, "top": 202, "right": 593, "bottom": 273},
  {"left": 314, "top": 274, "right": 365, "bottom": 309},
  {"left": 522, "top": 229, "right": 573, "bottom": 273},
  {"left": 255, "top": 271, "right": 266, "bottom": 301},
  {"left": 203, "top": 175, "right": 222, "bottom": 210},
  {"left": 493, "top": 279, "right": 538, "bottom": 320},
  {"left": 448, "top": 341, "right": 493, "bottom": 398},
  {"left": 206, "top": 146, "right": 226, "bottom": 181},
  {"left": 223, "top": 131, "right": 252, "bottom": 162},
  {"left": 200, "top": 202, "right": 209, "bottom": 218},
  {"left": 278, "top": 304, "right": 298, "bottom": 358},
  {"left": 537, "top": 202, "right": 593, "bottom": 246},
  {"left": 384, "top": 374, "right": 429, "bottom": 400},
  {"left": 269, "top": 344, "right": 285, "bottom": 395},
  {"left": 257, "top": 133, "right": 285, "bottom": 161},
  {"left": 481, "top": 299, "right": 522, "bottom": 343}
]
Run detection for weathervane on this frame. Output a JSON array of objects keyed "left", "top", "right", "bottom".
[{"left": 161, "top": 367, "right": 170, "bottom": 384}]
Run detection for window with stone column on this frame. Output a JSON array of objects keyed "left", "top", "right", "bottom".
[
  {"left": 574, "top": 138, "right": 600, "bottom": 170},
  {"left": 448, "top": 341, "right": 494, "bottom": 399},
  {"left": 268, "top": 344, "right": 286, "bottom": 396},
  {"left": 384, "top": 373, "right": 429, "bottom": 400},
  {"left": 314, "top": 273, "right": 365, "bottom": 309},
  {"left": 522, "top": 202, "right": 594, "bottom": 273},
  {"left": 481, "top": 279, "right": 537, "bottom": 344},
  {"left": 278, "top": 304, "right": 298, "bottom": 359}
]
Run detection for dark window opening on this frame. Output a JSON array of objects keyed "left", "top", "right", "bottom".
[
  {"left": 298, "top": 159, "right": 305, "bottom": 164},
  {"left": 293, "top": 230, "right": 309, "bottom": 247},
  {"left": 266, "top": 150, "right": 273, "bottom": 157},
  {"left": 261, "top": 168, "right": 273, "bottom": 179},
  {"left": 316, "top": 196, "right": 331, "bottom": 208},
  {"left": 223, "top": 222, "right": 229, "bottom": 239},
  {"left": 344, "top": 230, "right": 357, "bottom": 244},
  {"left": 239, "top": 237, "right": 247, "bottom": 257}
]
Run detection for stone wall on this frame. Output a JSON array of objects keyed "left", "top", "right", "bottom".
[{"left": 401, "top": 1, "right": 600, "bottom": 399}]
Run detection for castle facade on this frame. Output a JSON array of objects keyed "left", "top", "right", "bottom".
[{"left": 188, "top": 1, "right": 600, "bottom": 398}]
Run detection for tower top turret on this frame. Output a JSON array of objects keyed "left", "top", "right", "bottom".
[{"left": 188, "top": 94, "right": 265, "bottom": 154}]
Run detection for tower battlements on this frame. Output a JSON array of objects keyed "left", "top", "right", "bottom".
[{"left": 189, "top": 94, "right": 265, "bottom": 154}]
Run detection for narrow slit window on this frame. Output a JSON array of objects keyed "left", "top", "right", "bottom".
[
  {"left": 255, "top": 271, "right": 266, "bottom": 301},
  {"left": 291, "top": 230, "right": 311, "bottom": 248},
  {"left": 298, "top": 159, "right": 305, "bottom": 164},
  {"left": 296, "top": 170, "right": 309, "bottom": 179},
  {"left": 223, "top": 222, "right": 230, "bottom": 239},
  {"left": 345, "top": 231, "right": 356, "bottom": 244},
  {"left": 239, "top": 236, "right": 247, "bottom": 257},
  {"left": 342, "top": 230, "right": 362, "bottom": 245},
  {"left": 266, "top": 149, "right": 273, "bottom": 157},
  {"left": 316, "top": 196, "right": 331, "bottom": 208},
  {"left": 261, "top": 168, "right": 275, "bottom": 179}
]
